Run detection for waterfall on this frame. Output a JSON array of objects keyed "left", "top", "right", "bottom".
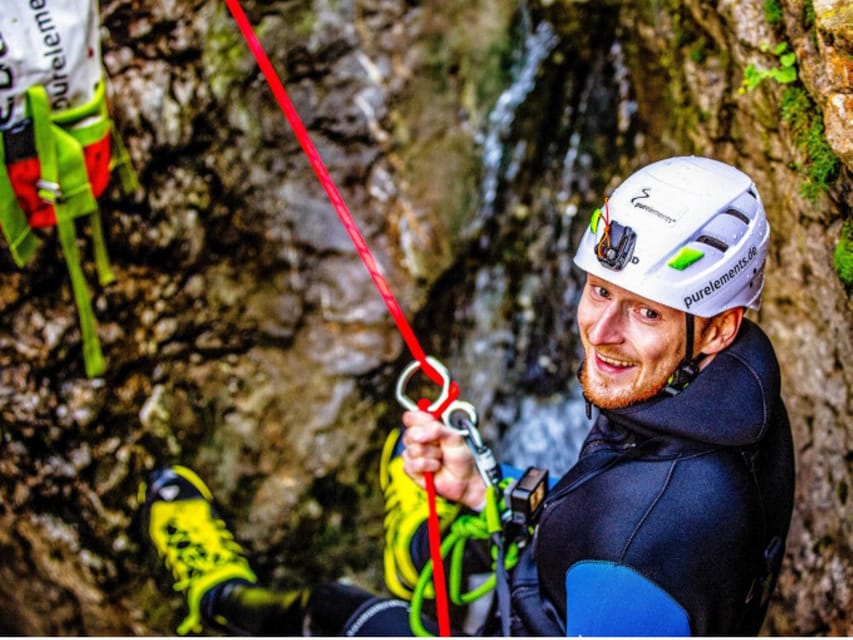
[
  {"left": 472, "top": 18, "right": 559, "bottom": 235},
  {"left": 499, "top": 387, "right": 595, "bottom": 475},
  {"left": 460, "top": 13, "right": 614, "bottom": 477}
]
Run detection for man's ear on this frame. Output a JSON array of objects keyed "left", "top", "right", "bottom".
[{"left": 697, "top": 307, "right": 744, "bottom": 355}]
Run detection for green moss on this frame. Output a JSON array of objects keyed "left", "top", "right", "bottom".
[
  {"left": 740, "top": 38, "right": 840, "bottom": 201},
  {"left": 740, "top": 42, "right": 798, "bottom": 91},
  {"left": 764, "top": 0, "right": 784, "bottom": 26},
  {"left": 689, "top": 36, "right": 708, "bottom": 63},
  {"left": 291, "top": 9, "right": 317, "bottom": 40},
  {"left": 417, "top": 5, "right": 515, "bottom": 115},
  {"left": 471, "top": 36, "right": 515, "bottom": 110},
  {"left": 780, "top": 86, "right": 840, "bottom": 200},
  {"left": 802, "top": 0, "right": 819, "bottom": 48},
  {"left": 803, "top": 0, "right": 816, "bottom": 30},
  {"left": 834, "top": 220, "right": 853, "bottom": 286},
  {"left": 780, "top": 84, "right": 812, "bottom": 134}
]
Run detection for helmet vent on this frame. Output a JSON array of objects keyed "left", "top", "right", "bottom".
[
  {"left": 695, "top": 234, "right": 729, "bottom": 252},
  {"left": 723, "top": 208, "right": 750, "bottom": 225}
]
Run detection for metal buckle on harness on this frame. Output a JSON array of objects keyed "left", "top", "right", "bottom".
[
  {"left": 444, "top": 400, "right": 503, "bottom": 490},
  {"left": 37, "top": 179, "right": 62, "bottom": 204}
]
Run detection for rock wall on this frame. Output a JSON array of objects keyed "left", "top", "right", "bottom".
[{"left": 0, "top": 0, "right": 849, "bottom": 635}]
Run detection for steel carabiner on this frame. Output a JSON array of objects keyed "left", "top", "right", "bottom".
[
  {"left": 395, "top": 357, "right": 474, "bottom": 435},
  {"left": 395, "top": 356, "right": 452, "bottom": 415}
]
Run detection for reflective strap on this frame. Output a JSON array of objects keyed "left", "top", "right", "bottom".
[
  {"left": 89, "top": 204, "right": 114, "bottom": 286},
  {"left": 53, "top": 78, "right": 139, "bottom": 199},
  {"left": 51, "top": 123, "right": 108, "bottom": 377},
  {"left": 53, "top": 79, "right": 120, "bottom": 286},
  {"left": 52, "top": 79, "right": 108, "bottom": 127},
  {"left": 49, "top": 120, "right": 98, "bottom": 212},
  {"left": 110, "top": 126, "right": 140, "bottom": 194},
  {"left": 26, "top": 86, "right": 60, "bottom": 204},
  {"left": 55, "top": 215, "right": 105, "bottom": 378},
  {"left": 2, "top": 79, "right": 126, "bottom": 378},
  {"left": 51, "top": 122, "right": 115, "bottom": 286},
  {"left": 0, "top": 135, "right": 40, "bottom": 265}
]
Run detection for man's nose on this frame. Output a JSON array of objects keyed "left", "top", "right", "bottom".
[{"left": 587, "top": 303, "right": 624, "bottom": 345}]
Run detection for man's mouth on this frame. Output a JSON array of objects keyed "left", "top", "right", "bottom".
[{"left": 594, "top": 351, "right": 636, "bottom": 372}]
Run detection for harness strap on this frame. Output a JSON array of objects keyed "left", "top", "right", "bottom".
[
  {"left": 0, "top": 140, "right": 39, "bottom": 266},
  {"left": 26, "top": 85, "right": 111, "bottom": 377},
  {"left": 109, "top": 123, "right": 140, "bottom": 195},
  {"left": 14, "top": 83, "right": 119, "bottom": 378}
]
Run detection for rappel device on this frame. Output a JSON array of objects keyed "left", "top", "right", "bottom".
[{"left": 0, "top": 0, "right": 138, "bottom": 378}]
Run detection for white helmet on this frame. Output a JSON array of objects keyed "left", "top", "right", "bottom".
[{"left": 573, "top": 156, "right": 769, "bottom": 317}]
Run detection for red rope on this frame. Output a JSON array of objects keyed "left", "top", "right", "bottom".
[{"left": 223, "top": 0, "right": 452, "bottom": 634}]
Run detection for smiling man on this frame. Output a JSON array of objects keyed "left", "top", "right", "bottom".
[{"left": 400, "top": 156, "right": 796, "bottom": 635}]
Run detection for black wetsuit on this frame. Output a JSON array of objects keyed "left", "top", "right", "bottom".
[{"left": 512, "top": 318, "right": 796, "bottom": 635}]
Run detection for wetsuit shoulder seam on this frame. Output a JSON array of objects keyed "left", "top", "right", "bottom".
[{"left": 619, "top": 458, "right": 678, "bottom": 562}]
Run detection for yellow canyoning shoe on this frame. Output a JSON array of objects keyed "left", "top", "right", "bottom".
[
  {"left": 380, "top": 429, "right": 460, "bottom": 599},
  {"left": 140, "top": 465, "right": 257, "bottom": 635}
]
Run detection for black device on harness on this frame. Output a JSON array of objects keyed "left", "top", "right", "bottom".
[{"left": 508, "top": 466, "right": 549, "bottom": 529}]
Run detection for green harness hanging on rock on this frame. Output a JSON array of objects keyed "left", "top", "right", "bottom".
[{"left": 0, "top": 1, "right": 138, "bottom": 378}]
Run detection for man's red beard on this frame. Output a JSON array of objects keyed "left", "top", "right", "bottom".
[{"left": 578, "top": 355, "right": 671, "bottom": 409}]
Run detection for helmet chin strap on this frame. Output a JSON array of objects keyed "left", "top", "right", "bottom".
[{"left": 662, "top": 313, "right": 705, "bottom": 397}]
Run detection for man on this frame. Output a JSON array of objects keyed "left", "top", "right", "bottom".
[{"left": 142, "top": 156, "right": 795, "bottom": 635}]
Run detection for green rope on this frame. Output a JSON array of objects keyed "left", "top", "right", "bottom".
[{"left": 408, "top": 485, "right": 521, "bottom": 637}]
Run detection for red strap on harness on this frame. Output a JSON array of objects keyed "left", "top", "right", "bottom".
[{"left": 223, "top": 1, "right": 453, "bottom": 634}]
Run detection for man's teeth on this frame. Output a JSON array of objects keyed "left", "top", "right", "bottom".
[{"left": 599, "top": 353, "right": 633, "bottom": 367}]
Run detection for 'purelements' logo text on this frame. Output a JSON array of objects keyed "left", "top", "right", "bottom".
[
  {"left": 683, "top": 245, "right": 759, "bottom": 309},
  {"left": 630, "top": 188, "right": 677, "bottom": 225}
]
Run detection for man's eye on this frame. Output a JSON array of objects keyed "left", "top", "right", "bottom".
[
  {"left": 639, "top": 307, "right": 659, "bottom": 320},
  {"left": 594, "top": 286, "right": 610, "bottom": 298}
]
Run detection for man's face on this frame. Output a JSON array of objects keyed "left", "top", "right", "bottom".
[{"left": 577, "top": 274, "right": 688, "bottom": 409}]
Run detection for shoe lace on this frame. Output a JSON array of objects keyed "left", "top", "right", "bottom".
[{"left": 157, "top": 502, "right": 249, "bottom": 593}]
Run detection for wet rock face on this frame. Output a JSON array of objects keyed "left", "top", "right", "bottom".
[{"left": 0, "top": 0, "right": 850, "bottom": 635}]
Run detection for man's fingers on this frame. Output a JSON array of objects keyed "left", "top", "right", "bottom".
[
  {"left": 402, "top": 447, "right": 441, "bottom": 475},
  {"left": 402, "top": 438, "right": 443, "bottom": 458}
]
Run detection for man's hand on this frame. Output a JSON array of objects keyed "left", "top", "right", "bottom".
[{"left": 401, "top": 409, "right": 487, "bottom": 510}]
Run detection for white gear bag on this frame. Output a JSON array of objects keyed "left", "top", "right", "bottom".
[{"left": 0, "top": 0, "right": 102, "bottom": 129}]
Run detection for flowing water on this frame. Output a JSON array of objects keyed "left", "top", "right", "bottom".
[
  {"left": 458, "top": 8, "right": 630, "bottom": 476},
  {"left": 475, "top": 18, "right": 560, "bottom": 232}
]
